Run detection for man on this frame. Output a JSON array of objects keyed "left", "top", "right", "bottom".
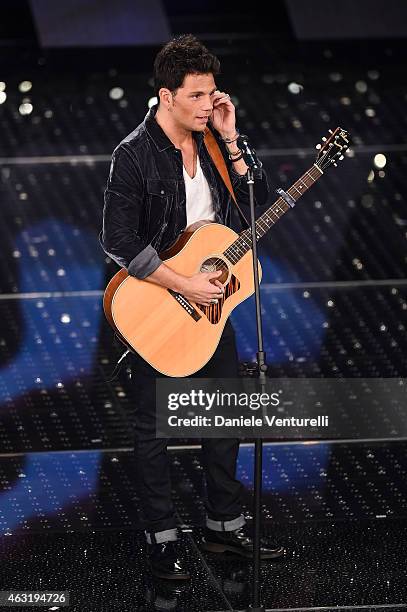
[{"left": 101, "top": 34, "right": 284, "bottom": 580}]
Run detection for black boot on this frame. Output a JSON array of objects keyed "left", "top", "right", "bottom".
[
  {"left": 148, "top": 541, "right": 191, "bottom": 580},
  {"left": 201, "top": 526, "right": 285, "bottom": 559}
]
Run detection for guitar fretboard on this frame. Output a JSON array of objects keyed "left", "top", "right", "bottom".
[{"left": 223, "top": 163, "right": 323, "bottom": 265}]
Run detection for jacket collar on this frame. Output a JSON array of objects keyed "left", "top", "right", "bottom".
[{"left": 144, "top": 104, "right": 205, "bottom": 153}]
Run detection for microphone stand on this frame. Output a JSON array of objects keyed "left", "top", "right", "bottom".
[{"left": 238, "top": 135, "right": 266, "bottom": 612}]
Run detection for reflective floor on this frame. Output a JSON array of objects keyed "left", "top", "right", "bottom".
[{"left": 1, "top": 442, "right": 407, "bottom": 611}]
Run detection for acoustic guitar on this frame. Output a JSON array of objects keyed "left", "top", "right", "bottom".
[{"left": 104, "top": 127, "right": 350, "bottom": 376}]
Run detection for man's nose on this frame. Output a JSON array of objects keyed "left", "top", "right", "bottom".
[{"left": 202, "top": 96, "right": 213, "bottom": 111}]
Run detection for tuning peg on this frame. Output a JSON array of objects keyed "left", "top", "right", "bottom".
[
  {"left": 339, "top": 155, "right": 344, "bottom": 161},
  {"left": 328, "top": 129, "right": 333, "bottom": 134},
  {"left": 333, "top": 162, "right": 338, "bottom": 167},
  {"left": 316, "top": 144, "right": 322, "bottom": 150},
  {"left": 322, "top": 137, "right": 327, "bottom": 142}
]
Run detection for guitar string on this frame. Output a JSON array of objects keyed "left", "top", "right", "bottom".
[
  {"left": 210, "top": 164, "right": 322, "bottom": 268},
  {"left": 223, "top": 165, "right": 321, "bottom": 264},
  {"left": 199, "top": 139, "right": 341, "bottom": 308},
  {"left": 198, "top": 164, "right": 322, "bottom": 309}
]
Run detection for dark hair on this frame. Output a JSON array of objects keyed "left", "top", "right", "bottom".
[{"left": 153, "top": 34, "right": 220, "bottom": 99}]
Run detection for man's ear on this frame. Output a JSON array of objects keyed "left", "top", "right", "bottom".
[{"left": 159, "top": 88, "right": 173, "bottom": 109}]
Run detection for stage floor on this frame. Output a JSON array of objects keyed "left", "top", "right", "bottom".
[{"left": 1, "top": 441, "right": 407, "bottom": 611}]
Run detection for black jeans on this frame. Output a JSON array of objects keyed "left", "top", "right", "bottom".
[{"left": 130, "top": 319, "right": 245, "bottom": 542}]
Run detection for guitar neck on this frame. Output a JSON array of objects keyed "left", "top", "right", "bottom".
[{"left": 223, "top": 163, "right": 324, "bottom": 264}]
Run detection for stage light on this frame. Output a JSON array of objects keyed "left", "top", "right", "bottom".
[
  {"left": 355, "top": 80, "right": 368, "bottom": 93},
  {"left": 19, "top": 102, "right": 33, "bottom": 115},
  {"left": 374, "top": 153, "right": 387, "bottom": 169},
  {"left": 60, "top": 314, "right": 71, "bottom": 324},
  {"left": 0, "top": 82, "right": 5, "bottom": 91},
  {"left": 109, "top": 87, "right": 124, "bottom": 100},
  {"left": 365, "top": 108, "right": 376, "bottom": 117},
  {"left": 288, "top": 82, "right": 303, "bottom": 94},
  {"left": 0, "top": 92, "right": 6, "bottom": 104},
  {"left": 19, "top": 81, "right": 32, "bottom": 93}
]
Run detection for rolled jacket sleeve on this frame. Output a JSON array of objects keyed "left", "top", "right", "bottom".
[{"left": 101, "top": 145, "right": 163, "bottom": 279}]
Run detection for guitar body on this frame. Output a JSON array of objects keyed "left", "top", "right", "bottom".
[
  {"left": 103, "top": 222, "right": 261, "bottom": 377},
  {"left": 103, "top": 126, "right": 350, "bottom": 377}
]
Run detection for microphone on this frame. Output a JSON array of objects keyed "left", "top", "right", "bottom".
[{"left": 236, "top": 134, "right": 261, "bottom": 170}]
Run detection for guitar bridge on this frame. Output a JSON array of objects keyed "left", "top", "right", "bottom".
[{"left": 167, "top": 289, "right": 202, "bottom": 322}]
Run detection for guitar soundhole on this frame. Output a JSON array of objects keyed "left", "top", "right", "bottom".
[
  {"left": 197, "top": 274, "right": 240, "bottom": 324},
  {"left": 200, "top": 257, "right": 229, "bottom": 285}
]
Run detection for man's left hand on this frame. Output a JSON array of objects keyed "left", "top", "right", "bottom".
[{"left": 210, "top": 90, "right": 236, "bottom": 139}]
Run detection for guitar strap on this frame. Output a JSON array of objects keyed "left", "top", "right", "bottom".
[{"left": 203, "top": 128, "right": 250, "bottom": 227}]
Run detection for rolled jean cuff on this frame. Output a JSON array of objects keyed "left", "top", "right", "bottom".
[
  {"left": 127, "top": 244, "right": 162, "bottom": 279},
  {"left": 145, "top": 528, "right": 178, "bottom": 545},
  {"left": 206, "top": 514, "right": 246, "bottom": 532}
]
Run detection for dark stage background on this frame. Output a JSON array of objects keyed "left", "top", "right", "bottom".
[{"left": 0, "top": 2, "right": 407, "bottom": 611}]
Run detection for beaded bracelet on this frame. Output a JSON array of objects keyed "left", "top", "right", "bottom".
[
  {"left": 222, "top": 131, "right": 239, "bottom": 144},
  {"left": 228, "top": 152, "right": 243, "bottom": 162},
  {"left": 228, "top": 147, "right": 242, "bottom": 158}
]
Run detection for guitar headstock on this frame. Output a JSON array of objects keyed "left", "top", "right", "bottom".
[{"left": 315, "top": 127, "right": 350, "bottom": 171}]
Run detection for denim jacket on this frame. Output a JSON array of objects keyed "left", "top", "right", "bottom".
[{"left": 100, "top": 104, "right": 270, "bottom": 278}]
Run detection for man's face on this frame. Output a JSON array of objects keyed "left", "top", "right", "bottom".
[{"left": 167, "top": 73, "right": 217, "bottom": 132}]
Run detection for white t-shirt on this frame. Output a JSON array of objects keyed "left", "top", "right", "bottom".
[{"left": 183, "top": 154, "right": 215, "bottom": 227}]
